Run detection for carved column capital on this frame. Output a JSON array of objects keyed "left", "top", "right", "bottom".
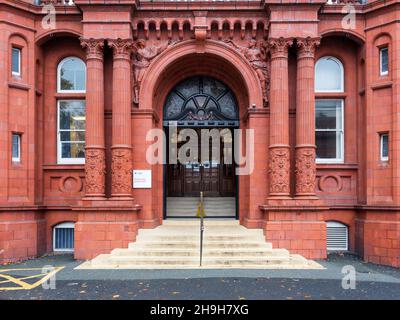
[
  {"left": 108, "top": 38, "right": 133, "bottom": 60},
  {"left": 80, "top": 38, "right": 104, "bottom": 61},
  {"left": 296, "top": 37, "right": 321, "bottom": 59},
  {"left": 267, "top": 37, "right": 293, "bottom": 59}
]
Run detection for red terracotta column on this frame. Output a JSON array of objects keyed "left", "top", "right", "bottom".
[
  {"left": 80, "top": 38, "right": 106, "bottom": 199},
  {"left": 267, "top": 37, "right": 293, "bottom": 199},
  {"left": 108, "top": 38, "right": 133, "bottom": 199},
  {"left": 295, "top": 37, "right": 320, "bottom": 199}
]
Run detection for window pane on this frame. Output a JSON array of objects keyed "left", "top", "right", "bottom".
[
  {"left": 61, "top": 142, "right": 85, "bottom": 159},
  {"left": 316, "top": 131, "right": 341, "bottom": 159},
  {"left": 59, "top": 58, "right": 86, "bottom": 91},
  {"left": 59, "top": 100, "right": 86, "bottom": 130},
  {"left": 381, "top": 48, "right": 388, "bottom": 74},
  {"left": 316, "top": 100, "right": 342, "bottom": 130},
  {"left": 315, "top": 57, "right": 343, "bottom": 92},
  {"left": 381, "top": 134, "right": 389, "bottom": 158},
  {"left": 60, "top": 131, "right": 85, "bottom": 142},
  {"left": 12, "top": 134, "right": 20, "bottom": 159},
  {"left": 12, "top": 48, "right": 20, "bottom": 74}
]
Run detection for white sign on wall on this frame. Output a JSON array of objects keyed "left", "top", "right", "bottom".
[{"left": 133, "top": 170, "right": 152, "bottom": 189}]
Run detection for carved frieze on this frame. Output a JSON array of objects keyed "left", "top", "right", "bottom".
[
  {"left": 85, "top": 148, "right": 106, "bottom": 196},
  {"left": 268, "top": 147, "right": 290, "bottom": 195},
  {"left": 111, "top": 148, "right": 132, "bottom": 196},
  {"left": 295, "top": 147, "right": 316, "bottom": 195}
]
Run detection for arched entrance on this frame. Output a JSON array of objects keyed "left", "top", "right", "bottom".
[{"left": 163, "top": 76, "right": 239, "bottom": 218}]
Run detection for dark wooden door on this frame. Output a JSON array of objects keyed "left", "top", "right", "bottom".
[{"left": 167, "top": 128, "right": 235, "bottom": 197}]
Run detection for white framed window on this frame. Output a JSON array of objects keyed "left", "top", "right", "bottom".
[
  {"left": 57, "top": 57, "right": 86, "bottom": 93},
  {"left": 53, "top": 222, "right": 75, "bottom": 252},
  {"left": 12, "top": 133, "right": 21, "bottom": 162},
  {"left": 57, "top": 100, "right": 86, "bottom": 164},
  {"left": 380, "top": 47, "right": 389, "bottom": 76},
  {"left": 327, "top": 221, "right": 348, "bottom": 251},
  {"left": 380, "top": 133, "right": 389, "bottom": 161},
  {"left": 315, "top": 56, "right": 344, "bottom": 93},
  {"left": 316, "top": 99, "right": 344, "bottom": 163},
  {"left": 11, "top": 47, "right": 21, "bottom": 76}
]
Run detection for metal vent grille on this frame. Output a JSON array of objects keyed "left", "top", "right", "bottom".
[
  {"left": 327, "top": 221, "right": 348, "bottom": 251},
  {"left": 53, "top": 222, "right": 74, "bottom": 252}
]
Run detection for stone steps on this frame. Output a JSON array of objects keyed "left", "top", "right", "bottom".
[
  {"left": 76, "top": 220, "right": 323, "bottom": 270},
  {"left": 166, "top": 197, "right": 236, "bottom": 217}
]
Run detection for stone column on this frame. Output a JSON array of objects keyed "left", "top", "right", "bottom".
[
  {"left": 267, "top": 37, "right": 293, "bottom": 199},
  {"left": 295, "top": 37, "right": 320, "bottom": 198},
  {"left": 108, "top": 38, "right": 133, "bottom": 199},
  {"left": 80, "top": 38, "right": 106, "bottom": 199}
]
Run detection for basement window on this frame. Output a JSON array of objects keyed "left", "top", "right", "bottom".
[
  {"left": 53, "top": 222, "right": 75, "bottom": 252},
  {"left": 326, "top": 221, "right": 348, "bottom": 251}
]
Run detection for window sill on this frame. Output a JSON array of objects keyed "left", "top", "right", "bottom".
[
  {"left": 43, "top": 164, "right": 84, "bottom": 170},
  {"left": 371, "top": 81, "right": 392, "bottom": 90},
  {"left": 8, "top": 81, "right": 30, "bottom": 91},
  {"left": 315, "top": 92, "right": 347, "bottom": 99}
]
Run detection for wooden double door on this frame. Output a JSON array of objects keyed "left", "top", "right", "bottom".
[{"left": 167, "top": 128, "right": 236, "bottom": 197}]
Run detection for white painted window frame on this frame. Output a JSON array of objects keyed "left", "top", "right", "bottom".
[
  {"left": 315, "top": 56, "right": 344, "bottom": 93},
  {"left": 57, "top": 56, "right": 86, "bottom": 93},
  {"left": 379, "top": 47, "right": 389, "bottom": 76},
  {"left": 11, "top": 47, "right": 21, "bottom": 77},
  {"left": 53, "top": 222, "right": 75, "bottom": 252},
  {"left": 380, "top": 133, "right": 389, "bottom": 161},
  {"left": 57, "top": 100, "right": 86, "bottom": 165},
  {"left": 11, "top": 133, "right": 21, "bottom": 162},
  {"left": 316, "top": 99, "right": 344, "bottom": 164}
]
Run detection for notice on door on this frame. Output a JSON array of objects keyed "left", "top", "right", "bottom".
[{"left": 133, "top": 170, "right": 152, "bottom": 189}]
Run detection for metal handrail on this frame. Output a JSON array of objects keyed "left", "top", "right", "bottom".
[{"left": 198, "top": 191, "right": 205, "bottom": 267}]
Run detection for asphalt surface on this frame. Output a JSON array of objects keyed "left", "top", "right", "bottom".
[{"left": 1, "top": 253, "right": 400, "bottom": 300}]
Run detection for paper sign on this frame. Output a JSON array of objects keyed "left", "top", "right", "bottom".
[{"left": 133, "top": 170, "right": 152, "bottom": 189}]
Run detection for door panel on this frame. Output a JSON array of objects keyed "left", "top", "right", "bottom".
[{"left": 167, "top": 128, "right": 236, "bottom": 197}]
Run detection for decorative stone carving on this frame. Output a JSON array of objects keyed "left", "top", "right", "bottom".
[
  {"left": 295, "top": 147, "right": 316, "bottom": 195},
  {"left": 225, "top": 39, "right": 270, "bottom": 105},
  {"left": 267, "top": 37, "right": 293, "bottom": 59},
  {"left": 85, "top": 148, "right": 106, "bottom": 196},
  {"left": 296, "top": 37, "right": 321, "bottom": 59},
  {"left": 80, "top": 38, "right": 104, "bottom": 60},
  {"left": 111, "top": 148, "right": 132, "bottom": 196},
  {"left": 268, "top": 147, "right": 290, "bottom": 195},
  {"left": 132, "top": 39, "right": 177, "bottom": 104},
  {"left": 108, "top": 38, "right": 133, "bottom": 60}
]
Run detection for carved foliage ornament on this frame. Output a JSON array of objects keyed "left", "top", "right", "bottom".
[
  {"left": 267, "top": 37, "right": 294, "bottom": 58},
  {"left": 268, "top": 147, "right": 290, "bottom": 194},
  {"left": 108, "top": 38, "right": 134, "bottom": 58},
  {"left": 111, "top": 148, "right": 132, "bottom": 195},
  {"left": 85, "top": 148, "right": 106, "bottom": 195},
  {"left": 295, "top": 147, "right": 316, "bottom": 194},
  {"left": 80, "top": 38, "right": 104, "bottom": 60},
  {"left": 296, "top": 37, "right": 321, "bottom": 59}
]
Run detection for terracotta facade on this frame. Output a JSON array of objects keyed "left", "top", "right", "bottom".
[{"left": 0, "top": 0, "right": 399, "bottom": 268}]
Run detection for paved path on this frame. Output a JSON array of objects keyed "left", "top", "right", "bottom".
[{"left": 1, "top": 254, "right": 400, "bottom": 300}]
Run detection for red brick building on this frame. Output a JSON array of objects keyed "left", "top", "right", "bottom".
[{"left": 0, "top": 0, "right": 399, "bottom": 267}]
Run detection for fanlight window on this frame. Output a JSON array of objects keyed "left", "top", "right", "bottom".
[
  {"left": 163, "top": 76, "right": 239, "bottom": 127},
  {"left": 315, "top": 56, "right": 344, "bottom": 92},
  {"left": 57, "top": 57, "right": 86, "bottom": 93}
]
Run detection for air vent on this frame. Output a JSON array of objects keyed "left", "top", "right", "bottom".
[
  {"left": 53, "top": 222, "right": 74, "bottom": 252},
  {"left": 326, "top": 221, "right": 348, "bottom": 251}
]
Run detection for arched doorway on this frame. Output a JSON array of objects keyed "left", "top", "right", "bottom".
[{"left": 163, "top": 76, "right": 239, "bottom": 218}]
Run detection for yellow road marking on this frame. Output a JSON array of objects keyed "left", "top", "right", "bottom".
[{"left": 0, "top": 266, "right": 65, "bottom": 291}]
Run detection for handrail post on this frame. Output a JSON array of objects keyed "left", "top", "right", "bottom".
[{"left": 199, "top": 191, "right": 204, "bottom": 267}]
